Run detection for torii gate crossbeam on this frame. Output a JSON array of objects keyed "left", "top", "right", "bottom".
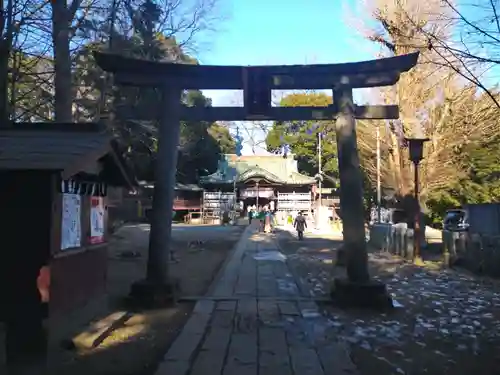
[{"left": 95, "top": 51, "right": 419, "bottom": 308}]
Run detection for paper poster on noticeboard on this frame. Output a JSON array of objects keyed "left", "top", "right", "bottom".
[
  {"left": 61, "top": 193, "right": 81, "bottom": 250},
  {"left": 90, "top": 196, "right": 105, "bottom": 244}
]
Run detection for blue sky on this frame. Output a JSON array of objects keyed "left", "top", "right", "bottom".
[
  {"left": 200, "top": 0, "right": 374, "bottom": 67},
  {"left": 194, "top": 1, "right": 500, "bottom": 155},
  {"left": 197, "top": 0, "right": 378, "bottom": 154}
]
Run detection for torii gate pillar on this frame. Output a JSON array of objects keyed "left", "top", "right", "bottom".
[
  {"left": 330, "top": 87, "right": 392, "bottom": 308},
  {"left": 333, "top": 88, "right": 369, "bottom": 281},
  {"left": 128, "top": 88, "right": 182, "bottom": 306}
]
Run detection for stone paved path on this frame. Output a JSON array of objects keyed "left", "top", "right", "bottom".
[{"left": 155, "top": 223, "right": 358, "bottom": 375}]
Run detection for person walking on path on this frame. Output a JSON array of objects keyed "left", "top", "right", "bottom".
[
  {"left": 256, "top": 208, "right": 265, "bottom": 232},
  {"left": 247, "top": 205, "right": 253, "bottom": 224},
  {"left": 264, "top": 207, "right": 273, "bottom": 233},
  {"left": 294, "top": 211, "right": 307, "bottom": 240}
]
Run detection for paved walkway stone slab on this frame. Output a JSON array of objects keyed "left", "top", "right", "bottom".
[{"left": 155, "top": 223, "right": 358, "bottom": 375}]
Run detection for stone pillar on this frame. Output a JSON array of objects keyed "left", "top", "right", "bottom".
[
  {"left": 131, "top": 87, "right": 181, "bottom": 305},
  {"left": 333, "top": 87, "right": 370, "bottom": 283},
  {"left": 331, "top": 87, "right": 391, "bottom": 309},
  {"left": 147, "top": 87, "right": 181, "bottom": 283}
]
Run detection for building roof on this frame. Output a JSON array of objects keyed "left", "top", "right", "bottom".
[
  {"left": 0, "top": 122, "right": 137, "bottom": 189},
  {"left": 138, "top": 181, "right": 203, "bottom": 191},
  {"left": 174, "top": 183, "right": 204, "bottom": 191},
  {"left": 199, "top": 154, "right": 316, "bottom": 185}
]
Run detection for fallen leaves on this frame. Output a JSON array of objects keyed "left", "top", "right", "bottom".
[{"left": 279, "top": 232, "right": 500, "bottom": 375}]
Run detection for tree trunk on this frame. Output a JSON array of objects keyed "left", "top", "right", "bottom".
[
  {"left": 0, "top": 1, "right": 5, "bottom": 122},
  {"left": 334, "top": 88, "right": 370, "bottom": 283},
  {"left": 0, "top": 0, "right": 14, "bottom": 125},
  {"left": 0, "top": 41, "right": 9, "bottom": 123},
  {"left": 51, "top": 0, "right": 73, "bottom": 122}
]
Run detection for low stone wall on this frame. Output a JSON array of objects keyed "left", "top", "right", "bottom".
[
  {"left": 370, "top": 225, "right": 500, "bottom": 277},
  {"left": 369, "top": 223, "right": 392, "bottom": 249},
  {"left": 369, "top": 223, "right": 415, "bottom": 260},
  {"left": 443, "top": 231, "right": 500, "bottom": 277}
]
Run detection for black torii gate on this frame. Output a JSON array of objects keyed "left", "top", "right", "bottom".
[{"left": 95, "top": 51, "right": 419, "bottom": 308}]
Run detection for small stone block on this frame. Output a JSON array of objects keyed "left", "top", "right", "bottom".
[
  {"left": 278, "top": 301, "right": 300, "bottom": 316},
  {"left": 155, "top": 360, "right": 190, "bottom": 375},
  {"left": 193, "top": 300, "right": 215, "bottom": 314},
  {"left": 216, "top": 300, "right": 237, "bottom": 311},
  {"left": 330, "top": 278, "right": 393, "bottom": 310},
  {"left": 335, "top": 246, "right": 347, "bottom": 266}
]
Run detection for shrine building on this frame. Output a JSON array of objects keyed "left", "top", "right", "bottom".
[{"left": 199, "top": 153, "right": 316, "bottom": 223}]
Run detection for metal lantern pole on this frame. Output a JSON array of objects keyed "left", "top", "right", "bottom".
[
  {"left": 235, "top": 127, "right": 243, "bottom": 220},
  {"left": 318, "top": 131, "right": 323, "bottom": 209},
  {"left": 405, "top": 137, "right": 430, "bottom": 264},
  {"left": 256, "top": 181, "right": 259, "bottom": 208},
  {"left": 376, "top": 124, "right": 381, "bottom": 222},
  {"left": 414, "top": 161, "right": 420, "bottom": 252},
  {"left": 412, "top": 160, "right": 422, "bottom": 263},
  {"left": 233, "top": 178, "right": 236, "bottom": 216}
]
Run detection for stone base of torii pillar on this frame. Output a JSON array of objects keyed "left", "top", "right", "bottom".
[
  {"left": 330, "top": 277, "right": 393, "bottom": 310},
  {"left": 129, "top": 279, "right": 180, "bottom": 308}
]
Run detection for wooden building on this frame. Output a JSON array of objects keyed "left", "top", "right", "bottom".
[
  {"left": 132, "top": 182, "right": 203, "bottom": 221},
  {"left": 0, "top": 123, "right": 136, "bottom": 367},
  {"left": 173, "top": 183, "right": 203, "bottom": 211},
  {"left": 199, "top": 153, "right": 316, "bottom": 223}
]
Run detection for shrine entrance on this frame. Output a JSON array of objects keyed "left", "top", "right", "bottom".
[
  {"left": 240, "top": 184, "right": 274, "bottom": 210},
  {"left": 244, "top": 197, "right": 271, "bottom": 209},
  {"left": 95, "top": 51, "right": 419, "bottom": 307}
]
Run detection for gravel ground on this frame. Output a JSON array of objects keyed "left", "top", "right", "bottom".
[{"left": 276, "top": 229, "right": 500, "bottom": 375}]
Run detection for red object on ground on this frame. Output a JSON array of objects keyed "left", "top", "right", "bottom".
[{"left": 37, "top": 266, "right": 50, "bottom": 303}]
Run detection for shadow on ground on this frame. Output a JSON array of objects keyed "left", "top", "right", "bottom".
[{"left": 46, "top": 223, "right": 245, "bottom": 375}]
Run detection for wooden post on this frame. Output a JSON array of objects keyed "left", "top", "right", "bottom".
[
  {"left": 413, "top": 162, "right": 422, "bottom": 263},
  {"left": 333, "top": 87, "right": 370, "bottom": 283},
  {"left": 146, "top": 87, "right": 181, "bottom": 285}
]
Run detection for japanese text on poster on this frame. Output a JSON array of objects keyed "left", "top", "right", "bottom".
[
  {"left": 90, "top": 196, "right": 105, "bottom": 244},
  {"left": 61, "top": 193, "right": 81, "bottom": 250}
]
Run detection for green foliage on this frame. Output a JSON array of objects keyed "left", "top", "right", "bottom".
[
  {"left": 6, "top": 0, "right": 234, "bottom": 183},
  {"left": 426, "top": 134, "right": 500, "bottom": 224},
  {"left": 80, "top": 1, "right": 233, "bottom": 183},
  {"left": 425, "top": 191, "right": 461, "bottom": 226},
  {"left": 265, "top": 92, "right": 338, "bottom": 180},
  {"left": 265, "top": 92, "right": 500, "bottom": 225},
  {"left": 177, "top": 90, "right": 235, "bottom": 183},
  {"left": 107, "top": 2, "right": 235, "bottom": 183}
]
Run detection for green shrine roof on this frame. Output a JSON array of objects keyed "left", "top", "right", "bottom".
[{"left": 199, "top": 154, "right": 316, "bottom": 185}]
